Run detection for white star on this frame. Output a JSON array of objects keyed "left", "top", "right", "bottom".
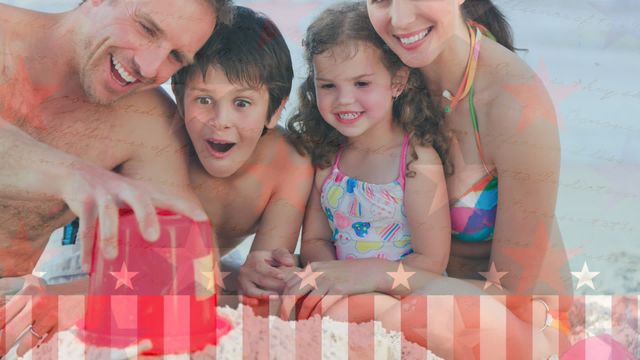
[
  {"left": 386, "top": 263, "right": 415, "bottom": 290},
  {"left": 110, "top": 262, "right": 138, "bottom": 290},
  {"left": 571, "top": 261, "right": 600, "bottom": 290},
  {"left": 295, "top": 264, "right": 323, "bottom": 290},
  {"left": 478, "top": 262, "right": 508, "bottom": 290}
]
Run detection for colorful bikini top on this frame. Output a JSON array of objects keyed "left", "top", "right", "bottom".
[
  {"left": 320, "top": 134, "right": 413, "bottom": 261},
  {"left": 444, "top": 22, "right": 498, "bottom": 243},
  {"left": 448, "top": 83, "right": 498, "bottom": 243}
]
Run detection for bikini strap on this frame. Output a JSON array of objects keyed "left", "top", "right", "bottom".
[
  {"left": 398, "top": 133, "right": 410, "bottom": 189},
  {"left": 469, "top": 86, "right": 493, "bottom": 176}
]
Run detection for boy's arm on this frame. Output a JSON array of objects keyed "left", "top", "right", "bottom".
[
  {"left": 299, "top": 169, "right": 337, "bottom": 265},
  {"left": 402, "top": 144, "right": 451, "bottom": 274},
  {"left": 250, "top": 138, "right": 313, "bottom": 253},
  {"left": 238, "top": 136, "right": 314, "bottom": 296}
]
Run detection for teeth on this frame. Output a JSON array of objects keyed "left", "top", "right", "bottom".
[
  {"left": 399, "top": 28, "right": 430, "bottom": 45},
  {"left": 338, "top": 112, "right": 360, "bottom": 120},
  {"left": 111, "top": 56, "right": 136, "bottom": 83}
]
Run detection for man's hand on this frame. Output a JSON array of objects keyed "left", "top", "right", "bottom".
[
  {"left": 238, "top": 248, "right": 297, "bottom": 298},
  {"left": 60, "top": 159, "right": 208, "bottom": 269}
]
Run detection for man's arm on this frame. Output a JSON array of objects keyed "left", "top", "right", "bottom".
[
  {"left": 0, "top": 108, "right": 206, "bottom": 265},
  {"left": 113, "top": 88, "right": 204, "bottom": 217}
]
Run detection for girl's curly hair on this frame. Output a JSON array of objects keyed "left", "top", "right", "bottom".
[{"left": 286, "top": 1, "right": 452, "bottom": 176}]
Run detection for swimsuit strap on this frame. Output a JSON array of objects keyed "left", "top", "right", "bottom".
[
  {"left": 397, "top": 133, "right": 411, "bottom": 190},
  {"left": 468, "top": 86, "right": 493, "bottom": 176},
  {"left": 467, "top": 20, "right": 497, "bottom": 42},
  {"left": 443, "top": 25, "right": 482, "bottom": 114},
  {"left": 320, "top": 147, "right": 345, "bottom": 191},
  {"left": 333, "top": 146, "right": 344, "bottom": 172}
]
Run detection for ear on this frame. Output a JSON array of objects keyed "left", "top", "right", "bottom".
[
  {"left": 266, "top": 96, "right": 288, "bottom": 129},
  {"left": 391, "top": 67, "right": 410, "bottom": 98}
]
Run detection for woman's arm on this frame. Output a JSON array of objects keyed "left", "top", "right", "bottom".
[{"left": 486, "top": 69, "right": 570, "bottom": 296}]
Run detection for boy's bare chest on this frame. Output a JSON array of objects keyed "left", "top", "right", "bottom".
[{"left": 194, "top": 172, "right": 276, "bottom": 250}]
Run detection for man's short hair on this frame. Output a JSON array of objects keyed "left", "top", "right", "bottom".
[
  {"left": 172, "top": 6, "right": 293, "bottom": 122},
  {"left": 78, "top": 0, "right": 233, "bottom": 26}
]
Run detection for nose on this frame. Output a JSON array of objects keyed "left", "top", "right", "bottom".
[
  {"left": 389, "top": 0, "right": 415, "bottom": 29},
  {"left": 133, "top": 45, "right": 173, "bottom": 83},
  {"left": 336, "top": 87, "right": 356, "bottom": 106},
  {"left": 206, "top": 106, "right": 232, "bottom": 130}
]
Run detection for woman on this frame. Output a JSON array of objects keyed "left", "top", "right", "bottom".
[{"left": 364, "top": 0, "right": 573, "bottom": 357}]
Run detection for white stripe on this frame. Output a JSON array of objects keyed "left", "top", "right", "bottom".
[
  {"left": 218, "top": 303, "right": 242, "bottom": 358},
  {"left": 321, "top": 296, "right": 348, "bottom": 360},
  {"left": 59, "top": 295, "right": 85, "bottom": 359},
  {"left": 585, "top": 295, "right": 612, "bottom": 337},
  {"left": 269, "top": 296, "right": 296, "bottom": 359},
  {"left": 428, "top": 295, "right": 454, "bottom": 360},
  {"left": 375, "top": 295, "right": 401, "bottom": 360},
  {"left": 585, "top": 295, "right": 612, "bottom": 358},
  {"left": 480, "top": 295, "right": 506, "bottom": 360},
  {"left": 164, "top": 296, "right": 190, "bottom": 355}
]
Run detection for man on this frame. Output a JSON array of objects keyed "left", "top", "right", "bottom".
[
  {"left": 0, "top": 0, "right": 227, "bottom": 354},
  {"left": 0, "top": 0, "right": 230, "bottom": 278}
]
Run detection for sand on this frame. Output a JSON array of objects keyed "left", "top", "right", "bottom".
[{"left": 16, "top": 305, "right": 441, "bottom": 360}]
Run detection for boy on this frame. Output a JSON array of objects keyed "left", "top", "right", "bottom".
[{"left": 171, "top": 6, "right": 313, "bottom": 296}]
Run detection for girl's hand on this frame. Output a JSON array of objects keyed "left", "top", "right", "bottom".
[{"left": 280, "top": 260, "right": 379, "bottom": 320}]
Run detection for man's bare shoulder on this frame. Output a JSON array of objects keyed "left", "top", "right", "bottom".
[
  {"left": 112, "top": 87, "right": 176, "bottom": 123},
  {"left": 108, "top": 88, "right": 190, "bottom": 165}
]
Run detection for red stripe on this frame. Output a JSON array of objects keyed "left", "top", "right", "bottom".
[
  {"left": 613, "top": 295, "right": 637, "bottom": 355},
  {"left": 295, "top": 296, "right": 321, "bottom": 360},
  {"left": 568, "top": 296, "right": 586, "bottom": 357},
  {"left": 243, "top": 300, "right": 270, "bottom": 359},
  {"left": 400, "top": 295, "right": 428, "bottom": 350},
  {"left": 454, "top": 296, "right": 481, "bottom": 359},
  {"left": 348, "top": 295, "right": 375, "bottom": 359},
  {"left": 506, "top": 295, "right": 532, "bottom": 360}
]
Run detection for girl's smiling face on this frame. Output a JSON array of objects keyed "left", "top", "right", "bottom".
[{"left": 313, "top": 41, "right": 405, "bottom": 140}]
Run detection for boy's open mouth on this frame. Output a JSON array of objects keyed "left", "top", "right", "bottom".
[{"left": 206, "top": 139, "right": 236, "bottom": 154}]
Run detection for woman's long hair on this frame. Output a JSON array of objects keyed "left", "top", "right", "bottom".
[{"left": 462, "top": 0, "right": 515, "bottom": 51}]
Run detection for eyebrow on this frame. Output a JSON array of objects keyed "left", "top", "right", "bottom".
[
  {"left": 136, "top": 10, "right": 192, "bottom": 65},
  {"left": 315, "top": 73, "right": 375, "bottom": 82}
]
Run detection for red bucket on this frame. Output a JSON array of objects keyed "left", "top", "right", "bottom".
[{"left": 76, "top": 209, "right": 232, "bottom": 354}]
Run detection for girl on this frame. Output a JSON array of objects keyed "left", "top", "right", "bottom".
[{"left": 283, "top": 1, "right": 452, "bottom": 322}]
